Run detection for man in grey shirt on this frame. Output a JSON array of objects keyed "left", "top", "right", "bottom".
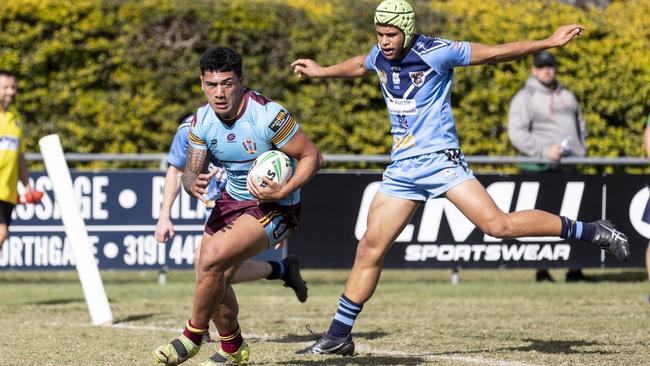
[
  {"left": 508, "top": 51, "right": 587, "bottom": 282},
  {"left": 509, "top": 51, "right": 586, "bottom": 166}
]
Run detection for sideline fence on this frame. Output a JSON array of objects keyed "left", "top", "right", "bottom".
[{"left": 25, "top": 153, "right": 650, "bottom": 168}]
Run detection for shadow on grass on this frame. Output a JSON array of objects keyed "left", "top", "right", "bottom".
[
  {"left": 276, "top": 355, "right": 425, "bottom": 365},
  {"left": 33, "top": 298, "right": 84, "bottom": 305},
  {"left": 509, "top": 338, "right": 613, "bottom": 355},
  {"left": 267, "top": 330, "right": 388, "bottom": 344},
  {"left": 432, "top": 338, "right": 613, "bottom": 356},
  {"left": 579, "top": 271, "right": 646, "bottom": 282},
  {"left": 113, "top": 313, "right": 155, "bottom": 323}
]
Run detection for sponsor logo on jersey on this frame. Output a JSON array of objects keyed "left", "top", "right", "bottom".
[
  {"left": 243, "top": 137, "right": 257, "bottom": 154},
  {"left": 268, "top": 111, "right": 290, "bottom": 132},
  {"left": 0, "top": 135, "right": 20, "bottom": 151},
  {"left": 393, "top": 132, "right": 416, "bottom": 151},
  {"left": 409, "top": 71, "right": 425, "bottom": 87},
  {"left": 386, "top": 97, "right": 417, "bottom": 115},
  {"left": 391, "top": 67, "right": 401, "bottom": 89},
  {"left": 227, "top": 133, "right": 236, "bottom": 142},
  {"left": 270, "top": 112, "right": 296, "bottom": 146}
]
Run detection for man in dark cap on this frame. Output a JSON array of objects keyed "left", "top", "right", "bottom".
[{"left": 508, "top": 51, "right": 588, "bottom": 282}]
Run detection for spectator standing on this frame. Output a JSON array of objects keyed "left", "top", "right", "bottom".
[{"left": 508, "top": 51, "right": 587, "bottom": 282}]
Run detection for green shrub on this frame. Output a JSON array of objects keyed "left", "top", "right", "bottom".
[{"left": 0, "top": 0, "right": 648, "bottom": 169}]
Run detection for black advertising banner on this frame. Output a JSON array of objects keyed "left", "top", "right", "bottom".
[
  {"left": 1, "top": 171, "right": 647, "bottom": 270},
  {"left": 291, "top": 172, "right": 645, "bottom": 269},
  {"left": 1, "top": 172, "right": 282, "bottom": 271}
]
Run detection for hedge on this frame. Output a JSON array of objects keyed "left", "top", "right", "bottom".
[{"left": 1, "top": 0, "right": 648, "bottom": 169}]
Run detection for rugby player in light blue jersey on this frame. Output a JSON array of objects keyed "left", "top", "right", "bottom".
[
  {"left": 153, "top": 47, "right": 324, "bottom": 366},
  {"left": 154, "top": 115, "right": 308, "bottom": 302},
  {"left": 292, "top": 0, "right": 630, "bottom": 356}
]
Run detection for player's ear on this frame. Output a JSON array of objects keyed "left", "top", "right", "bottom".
[{"left": 200, "top": 74, "right": 205, "bottom": 91}]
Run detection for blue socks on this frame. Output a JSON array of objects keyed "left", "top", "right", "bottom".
[
  {"left": 559, "top": 216, "right": 596, "bottom": 242},
  {"left": 265, "top": 260, "right": 286, "bottom": 280},
  {"left": 326, "top": 294, "right": 363, "bottom": 339}
]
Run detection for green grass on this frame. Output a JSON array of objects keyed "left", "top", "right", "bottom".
[{"left": 2, "top": 269, "right": 650, "bottom": 366}]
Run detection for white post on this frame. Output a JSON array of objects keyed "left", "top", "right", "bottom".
[{"left": 39, "top": 134, "right": 113, "bottom": 326}]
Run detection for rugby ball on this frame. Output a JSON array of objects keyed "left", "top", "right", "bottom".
[{"left": 248, "top": 150, "right": 293, "bottom": 187}]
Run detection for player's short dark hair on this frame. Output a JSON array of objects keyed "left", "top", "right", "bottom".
[
  {"left": 0, "top": 69, "right": 16, "bottom": 78},
  {"left": 200, "top": 47, "right": 242, "bottom": 77}
]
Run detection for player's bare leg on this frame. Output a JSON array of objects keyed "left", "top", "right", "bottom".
[
  {"left": 445, "top": 178, "right": 629, "bottom": 261},
  {"left": 344, "top": 193, "right": 419, "bottom": 303},
  {"left": 196, "top": 239, "right": 307, "bottom": 301},
  {"left": 231, "top": 260, "right": 271, "bottom": 282},
  {"left": 297, "top": 192, "right": 419, "bottom": 355},
  {"left": 153, "top": 215, "right": 267, "bottom": 365},
  {"left": 445, "top": 178, "right": 561, "bottom": 237}
]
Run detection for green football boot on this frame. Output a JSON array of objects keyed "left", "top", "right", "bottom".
[
  {"left": 198, "top": 342, "right": 250, "bottom": 365},
  {"left": 152, "top": 335, "right": 201, "bottom": 365}
]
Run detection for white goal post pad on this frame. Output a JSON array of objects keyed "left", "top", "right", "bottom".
[{"left": 39, "top": 134, "right": 113, "bottom": 326}]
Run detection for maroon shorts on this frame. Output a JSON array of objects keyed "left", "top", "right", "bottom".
[{"left": 205, "top": 191, "right": 302, "bottom": 247}]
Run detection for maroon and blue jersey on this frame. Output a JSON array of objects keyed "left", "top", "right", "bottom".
[{"left": 188, "top": 89, "right": 300, "bottom": 205}]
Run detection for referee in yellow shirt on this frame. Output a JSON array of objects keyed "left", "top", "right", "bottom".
[{"left": 0, "top": 70, "right": 33, "bottom": 247}]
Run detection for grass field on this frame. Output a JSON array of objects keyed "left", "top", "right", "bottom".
[{"left": 2, "top": 269, "right": 650, "bottom": 366}]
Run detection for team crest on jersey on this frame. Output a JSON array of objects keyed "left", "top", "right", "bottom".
[
  {"left": 409, "top": 71, "right": 425, "bottom": 87},
  {"left": 243, "top": 137, "right": 257, "bottom": 154},
  {"left": 378, "top": 70, "right": 387, "bottom": 85},
  {"left": 227, "top": 133, "right": 236, "bottom": 142},
  {"left": 268, "top": 111, "right": 291, "bottom": 132}
]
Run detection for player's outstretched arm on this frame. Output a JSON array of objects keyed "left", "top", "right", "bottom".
[
  {"left": 155, "top": 165, "right": 183, "bottom": 242},
  {"left": 291, "top": 55, "right": 369, "bottom": 79},
  {"left": 469, "top": 24, "right": 584, "bottom": 66}
]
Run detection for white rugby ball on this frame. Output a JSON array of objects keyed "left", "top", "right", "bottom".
[{"left": 248, "top": 150, "right": 293, "bottom": 187}]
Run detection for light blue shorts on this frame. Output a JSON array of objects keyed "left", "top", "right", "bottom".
[{"left": 379, "top": 149, "right": 475, "bottom": 201}]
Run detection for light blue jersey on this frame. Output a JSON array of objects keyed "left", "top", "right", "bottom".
[
  {"left": 188, "top": 89, "right": 300, "bottom": 206},
  {"left": 364, "top": 34, "right": 471, "bottom": 161},
  {"left": 364, "top": 34, "right": 475, "bottom": 201},
  {"left": 167, "top": 115, "right": 225, "bottom": 211}
]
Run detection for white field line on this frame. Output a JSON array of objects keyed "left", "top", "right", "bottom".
[
  {"left": 356, "top": 344, "right": 538, "bottom": 366},
  {"left": 112, "top": 322, "right": 539, "bottom": 366}
]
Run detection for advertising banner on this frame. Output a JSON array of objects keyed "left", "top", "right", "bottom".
[
  {"left": 291, "top": 172, "right": 647, "bottom": 269},
  {"left": 2, "top": 171, "right": 647, "bottom": 270},
  {"left": 2, "top": 172, "right": 282, "bottom": 270}
]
